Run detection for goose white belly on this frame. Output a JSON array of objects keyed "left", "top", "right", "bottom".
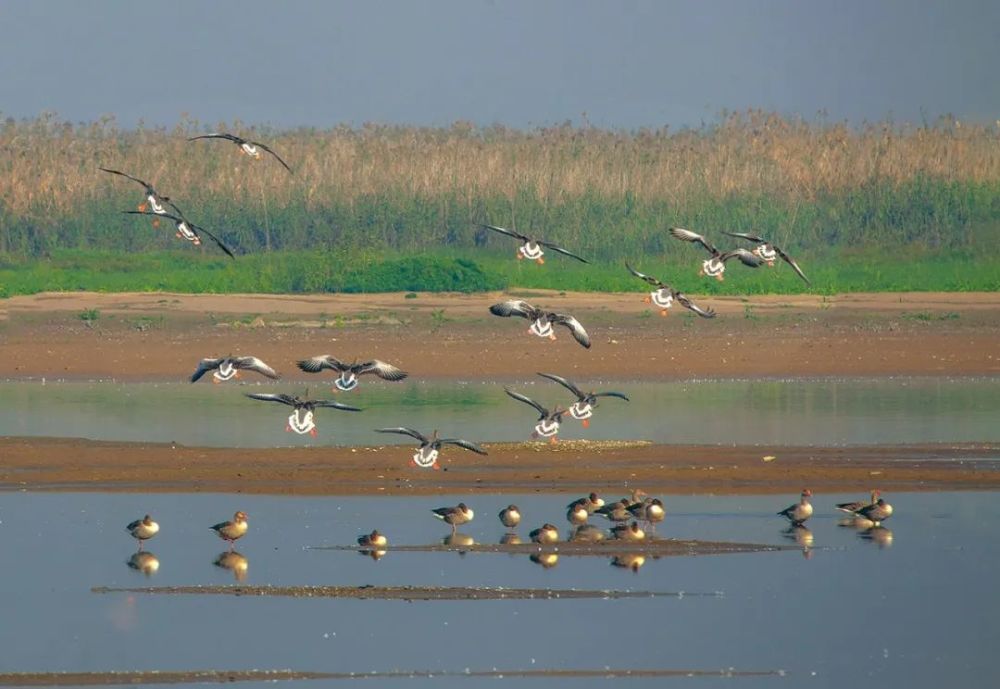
[
  {"left": 335, "top": 373, "right": 359, "bottom": 391},
  {"left": 241, "top": 142, "right": 261, "bottom": 158},
  {"left": 529, "top": 318, "right": 554, "bottom": 338},
  {"left": 534, "top": 418, "right": 560, "bottom": 438},
  {"left": 754, "top": 245, "right": 777, "bottom": 264},
  {"left": 569, "top": 401, "right": 593, "bottom": 420},
  {"left": 650, "top": 289, "right": 674, "bottom": 309},
  {"left": 412, "top": 445, "right": 439, "bottom": 469},
  {"left": 147, "top": 195, "right": 166, "bottom": 214},
  {"left": 176, "top": 221, "right": 200, "bottom": 244},
  {"left": 702, "top": 258, "right": 725, "bottom": 277},
  {"left": 287, "top": 409, "right": 316, "bottom": 435},
  {"left": 213, "top": 361, "right": 237, "bottom": 382},
  {"left": 519, "top": 242, "right": 544, "bottom": 260}
]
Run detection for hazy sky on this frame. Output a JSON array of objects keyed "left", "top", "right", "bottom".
[{"left": 1, "top": 0, "right": 997, "bottom": 130}]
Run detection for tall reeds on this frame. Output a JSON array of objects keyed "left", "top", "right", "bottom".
[{"left": 0, "top": 110, "right": 997, "bottom": 258}]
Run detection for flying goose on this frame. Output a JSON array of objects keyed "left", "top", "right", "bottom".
[
  {"left": 190, "top": 355, "right": 279, "bottom": 383},
  {"left": 126, "top": 514, "right": 159, "bottom": 550},
  {"left": 431, "top": 503, "right": 474, "bottom": 533},
  {"left": 210, "top": 511, "right": 248, "bottom": 550},
  {"left": 536, "top": 372, "right": 628, "bottom": 427},
  {"left": 100, "top": 167, "right": 171, "bottom": 217},
  {"left": 777, "top": 489, "right": 814, "bottom": 525},
  {"left": 480, "top": 223, "right": 589, "bottom": 264},
  {"left": 244, "top": 391, "right": 361, "bottom": 436},
  {"left": 374, "top": 427, "right": 487, "bottom": 470},
  {"left": 625, "top": 263, "right": 716, "bottom": 317},
  {"left": 296, "top": 355, "right": 407, "bottom": 392},
  {"left": 188, "top": 132, "right": 293, "bottom": 173},
  {"left": 504, "top": 387, "right": 568, "bottom": 443},
  {"left": 124, "top": 209, "right": 235, "bottom": 259},
  {"left": 669, "top": 227, "right": 763, "bottom": 280},
  {"left": 724, "top": 231, "right": 810, "bottom": 284},
  {"left": 489, "top": 300, "right": 591, "bottom": 348}
]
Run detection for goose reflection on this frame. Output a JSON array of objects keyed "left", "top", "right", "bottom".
[
  {"left": 530, "top": 552, "right": 559, "bottom": 569},
  {"left": 442, "top": 532, "right": 475, "bottom": 556},
  {"left": 126, "top": 551, "right": 160, "bottom": 577},
  {"left": 858, "top": 526, "right": 894, "bottom": 549},
  {"left": 569, "top": 524, "right": 606, "bottom": 543},
  {"left": 499, "top": 532, "right": 523, "bottom": 546},
  {"left": 213, "top": 551, "right": 249, "bottom": 581},
  {"left": 782, "top": 524, "right": 814, "bottom": 559},
  {"left": 610, "top": 553, "right": 645, "bottom": 573}
]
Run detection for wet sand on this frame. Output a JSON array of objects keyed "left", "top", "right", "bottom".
[
  {"left": 2, "top": 290, "right": 999, "bottom": 380},
  {"left": 2, "top": 437, "right": 997, "bottom": 495}
]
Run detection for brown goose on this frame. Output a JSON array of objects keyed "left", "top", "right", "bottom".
[
  {"left": 628, "top": 497, "right": 665, "bottom": 528},
  {"left": 124, "top": 209, "right": 235, "bottom": 259},
  {"left": 529, "top": 523, "right": 560, "bottom": 544},
  {"left": 504, "top": 387, "right": 568, "bottom": 443},
  {"left": 190, "top": 355, "right": 279, "bottom": 383},
  {"left": 245, "top": 392, "right": 361, "bottom": 436},
  {"left": 611, "top": 521, "right": 646, "bottom": 541},
  {"left": 297, "top": 355, "right": 407, "bottom": 392},
  {"left": 374, "top": 427, "right": 486, "bottom": 470},
  {"left": 610, "top": 553, "right": 645, "bottom": 572},
  {"left": 595, "top": 499, "right": 634, "bottom": 525},
  {"left": 567, "top": 492, "right": 606, "bottom": 513},
  {"left": 567, "top": 503, "right": 590, "bottom": 525},
  {"left": 855, "top": 497, "right": 894, "bottom": 526},
  {"left": 836, "top": 489, "right": 881, "bottom": 515},
  {"left": 530, "top": 552, "right": 560, "bottom": 569},
  {"left": 357, "top": 529, "right": 388, "bottom": 548},
  {"left": 99, "top": 167, "right": 171, "bottom": 218},
  {"left": 188, "top": 132, "right": 293, "bottom": 173},
  {"left": 210, "top": 511, "right": 248, "bottom": 550},
  {"left": 432, "top": 503, "right": 474, "bottom": 533},
  {"left": 537, "top": 372, "right": 628, "bottom": 427},
  {"left": 480, "top": 223, "right": 589, "bottom": 265},
  {"left": 777, "top": 489, "right": 814, "bottom": 525},
  {"left": 669, "top": 227, "right": 763, "bottom": 280},
  {"left": 724, "top": 231, "right": 810, "bottom": 284},
  {"left": 126, "top": 514, "right": 159, "bottom": 550},
  {"left": 489, "top": 300, "right": 591, "bottom": 348},
  {"left": 625, "top": 263, "right": 716, "bottom": 318},
  {"left": 499, "top": 505, "right": 521, "bottom": 530},
  {"left": 570, "top": 524, "right": 606, "bottom": 543}
]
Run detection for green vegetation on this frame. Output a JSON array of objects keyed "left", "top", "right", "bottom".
[{"left": 0, "top": 112, "right": 997, "bottom": 294}]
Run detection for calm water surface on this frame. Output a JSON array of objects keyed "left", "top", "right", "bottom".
[
  {"left": 1, "top": 377, "right": 998, "bottom": 447},
  {"left": 0, "top": 491, "right": 997, "bottom": 688}
]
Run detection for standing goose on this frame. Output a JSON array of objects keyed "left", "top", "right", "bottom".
[
  {"left": 836, "top": 489, "right": 881, "bottom": 515},
  {"left": 611, "top": 521, "right": 646, "bottom": 542},
  {"left": 126, "top": 514, "right": 159, "bottom": 550},
  {"left": 480, "top": 223, "right": 589, "bottom": 265},
  {"left": 374, "top": 427, "right": 487, "bottom": 470},
  {"left": 99, "top": 167, "right": 171, "bottom": 218},
  {"left": 499, "top": 505, "right": 522, "bottom": 530},
  {"left": 628, "top": 497, "right": 665, "bottom": 529},
  {"left": 357, "top": 530, "right": 388, "bottom": 561},
  {"left": 669, "top": 227, "right": 763, "bottom": 280},
  {"left": 431, "top": 503, "right": 474, "bottom": 533},
  {"left": 855, "top": 497, "right": 894, "bottom": 526},
  {"left": 567, "top": 503, "right": 589, "bottom": 525},
  {"left": 188, "top": 132, "right": 293, "bottom": 174},
  {"left": 211, "top": 511, "right": 248, "bottom": 550},
  {"left": 777, "top": 489, "right": 814, "bottom": 525},
  {"left": 625, "top": 263, "right": 716, "bottom": 318},
  {"left": 489, "top": 300, "right": 591, "bottom": 348},
  {"left": 595, "top": 499, "right": 634, "bottom": 526},
  {"left": 244, "top": 392, "right": 361, "bottom": 436},
  {"left": 536, "top": 372, "right": 629, "bottom": 427},
  {"left": 567, "top": 492, "right": 606, "bottom": 513},
  {"left": 724, "top": 231, "right": 810, "bottom": 285},
  {"left": 190, "top": 355, "right": 279, "bottom": 383},
  {"left": 504, "top": 387, "right": 568, "bottom": 443},
  {"left": 529, "top": 523, "right": 560, "bottom": 544},
  {"left": 297, "top": 355, "right": 407, "bottom": 392},
  {"left": 124, "top": 209, "right": 235, "bottom": 259}
]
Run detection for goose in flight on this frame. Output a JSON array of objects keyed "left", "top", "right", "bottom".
[
  {"left": 124, "top": 209, "right": 235, "bottom": 259},
  {"left": 244, "top": 391, "right": 361, "bottom": 436},
  {"left": 504, "top": 387, "right": 568, "bottom": 443},
  {"left": 489, "top": 300, "right": 591, "bottom": 348},
  {"left": 536, "top": 372, "right": 628, "bottom": 427},
  {"left": 724, "top": 231, "right": 810, "bottom": 284},
  {"left": 669, "top": 227, "right": 762, "bottom": 280},
  {"left": 480, "top": 223, "right": 589, "bottom": 265},
  {"left": 374, "top": 427, "right": 487, "bottom": 470},
  {"left": 296, "top": 355, "right": 407, "bottom": 392},
  {"left": 625, "top": 263, "right": 716, "bottom": 317},
  {"left": 190, "top": 355, "right": 279, "bottom": 383},
  {"left": 100, "top": 167, "right": 171, "bottom": 217},
  {"left": 188, "top": 132, "right": 293, "bottom": 173}
]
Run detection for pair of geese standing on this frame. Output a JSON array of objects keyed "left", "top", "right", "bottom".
[
  {"left": 126, "top": 511, "right": 249, "bottom": 551},
  {"left": 778, "top": 488, "right": 894, "bottom": 526}
]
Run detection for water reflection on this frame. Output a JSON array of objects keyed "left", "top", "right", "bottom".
[
  {"left": 569, "top": 524, "right": 606, "bottom": 543},
  {"left": 442, "top": 532, "right": 475, "bottom": 556},
  {"left": 499, "top": 532, "right": 523, "bottom": 546},
  {"left": 213, "top": 551, "right": 249, "bottom": 581},
  {"left": 782, "top": 525, "right": 814, "bottom": 559},
  {"left": 610, "top": 553, "right": 646, "bottom": 573},
  {"left": 858, "top": 526, "right": 894, "bottom": 549},
  {"left": 126, "top": 551, "right": 160, "bottom": 577},
  {"left": 529, "top": 552, "right": 559, "bottom": 569}
]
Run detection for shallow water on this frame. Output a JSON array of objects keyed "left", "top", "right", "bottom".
[
  {"left": 1, "top": 377, "right": 998, "bottom": 447},
  {"left": 0, "top": 491, "right": 997, "bottom": 687}
]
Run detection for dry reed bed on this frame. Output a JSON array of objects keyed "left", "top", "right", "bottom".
[{"left": 2, "top": 111, "right": 998, "bottom": 218}]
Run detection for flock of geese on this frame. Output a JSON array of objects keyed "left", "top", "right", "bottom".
[{"left": 94, "top": 131, "right": 882, "bottom": 575}]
